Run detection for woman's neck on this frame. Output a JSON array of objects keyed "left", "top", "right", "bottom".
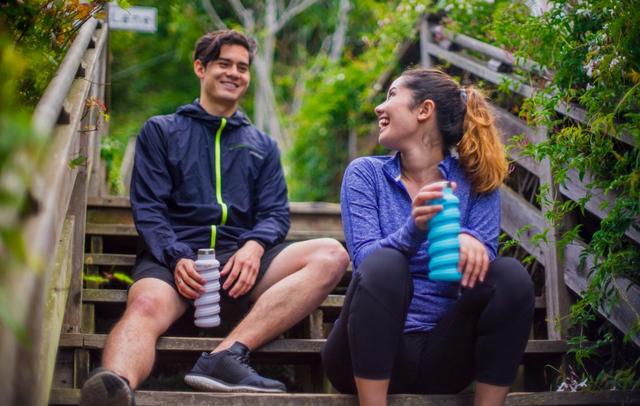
[{"left": 400, "top": 145, "right": 445, "bottom": 186}]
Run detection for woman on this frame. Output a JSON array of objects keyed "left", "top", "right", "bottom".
[{"left": 322, "top": 68, "right": 535, "bottom": 406}]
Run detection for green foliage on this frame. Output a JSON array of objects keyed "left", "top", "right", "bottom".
[
  {"left": 0, "top": 0, "right": 107, "bottom": 340},
  {"left": 287, "top": 0, "right": 424, "bottom": 201},
  {"left": 444, "top": 0, "right": 640, "bottom": 390}
]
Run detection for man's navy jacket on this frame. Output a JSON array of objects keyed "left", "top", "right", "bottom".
[{"left": 130, "top": 101, "right": 291, "bottom": 271}]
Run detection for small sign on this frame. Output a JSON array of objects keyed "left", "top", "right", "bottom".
[{"left": 109, "top": 3, "right": 157, "bottom": 33}]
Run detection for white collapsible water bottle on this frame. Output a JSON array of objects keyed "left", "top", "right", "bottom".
[{"left": 194, "top": 248, "right": 221, "bottom": 328}]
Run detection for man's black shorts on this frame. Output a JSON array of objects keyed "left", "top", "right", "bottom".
[{"left": 131, "top": 242, "right": 291, "bottom": 308}]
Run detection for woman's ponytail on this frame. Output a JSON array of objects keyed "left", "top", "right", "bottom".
[{"left": 457, "top": 87, "right": 508, "bottom": 194}]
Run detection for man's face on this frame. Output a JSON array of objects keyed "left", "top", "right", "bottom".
[{"left": 196, "top": 44, "right": 251, "bottom": 107}]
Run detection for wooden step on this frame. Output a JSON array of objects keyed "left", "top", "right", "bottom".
[
  {"left": 85, "top": 223, "right": 345, "bottom": 242},
  {"left": 84, "top": 253, "right": 354, "bottom": 273},
  {"left": 82, "top": 287, "right": 545, "bottom": 310},
  {"left": 59, "top": 333, "right": 568, "bottom": 355},
  {"left": 83, "top": 288, "right": 345, "bottom": 310},
  {"left": 49, "top": 387, "right": 640, "bottom": 406}
]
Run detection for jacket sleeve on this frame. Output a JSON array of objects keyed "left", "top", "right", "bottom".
[
  {"left": 341, "top": 159, "right": 426, "bottom": 270},
  {"left": 460, "top": 188, "right": 500, "bottom": 261},
  {"left": 130, "top": 119, "right": 195, "bottom": 270},
  {"left": 237, "top": 142, "right": 291, "bottom": 248}
]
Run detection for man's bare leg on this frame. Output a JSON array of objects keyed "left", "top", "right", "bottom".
[
  {"left": 213, "top": 238, "right": 349, "bottom": 352},
  {"left": 102, "top": 278, "right": 188, "bottom": 388}
]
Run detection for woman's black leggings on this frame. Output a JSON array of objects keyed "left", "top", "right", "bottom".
[{"left": 321, "top": 248, "right": 535, "bottom": 394}]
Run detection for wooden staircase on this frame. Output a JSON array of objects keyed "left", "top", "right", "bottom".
[{"left": 48, "top": 197, "right": 640, "bottom": 405}]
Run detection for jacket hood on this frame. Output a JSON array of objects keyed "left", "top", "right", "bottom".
[{"left": 176, "top": 99, "right": 252, "bottom": 129}]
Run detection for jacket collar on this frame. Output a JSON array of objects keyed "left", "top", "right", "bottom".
[{"left": 176, "top": 99, "right": 252, "bottom": 129}]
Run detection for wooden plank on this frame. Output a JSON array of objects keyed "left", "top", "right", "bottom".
[
  {"left": 435, "top": 27, "right": 543, "bottom": 74},
  {"left": 59, "top": 333, "right": 567, "bottom": 355},
  {"left": 559, "top": 169, "right": 640, "bottom": 244},
  {"left": 425, "top": 40, "right": 636, "bottom": 148},
  {"left": 84, "top": 223, "right": 345, "bottom": 242},
  {"left": 84, "top": 253, "right": 136, "bottom": 266},
  {"left": 491, "top": 105, "right": 541, "bottom": 176},
  {"left": 82, "top": 289, "right": 347, "bottom": 309},
  {"left": 87, "top": 196, "right": 342, "bottom": 215},
  {"left": 82, "top": 288, "right": 543, "bottom": 310},
  {"left": 419, "top": 14, "right": 433, "bottom": 68},
  {"left": 499, "top": 185, "right": 546, "bottom": 264},
  {"left": 49, "top": 387, "right": 640, "bottom": 406},
  {"left": 564, "top": 241, "right": 640, "bottom": 346},
  {"left": 424, "top": 42, "right": 536, "bottom": 98},
  {"left": 33, "top": 217, "right": 75, "bottom": 406},
  {"left": 535, "top": 124, "right": 569, "bottom": 340}
]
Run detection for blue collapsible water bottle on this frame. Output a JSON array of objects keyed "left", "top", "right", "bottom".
[{"left": 427, "top": 182, "right": 462, "bottom": 282}]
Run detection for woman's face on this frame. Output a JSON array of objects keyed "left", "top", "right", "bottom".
[{"left": 375, "top": 77, "right": 421, "bottom": 150}]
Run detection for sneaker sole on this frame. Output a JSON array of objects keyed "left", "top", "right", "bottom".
[
  {"left": 184, "top": 373, "right": 286, "bottom": 393},
  {"left": 79, "top": 369, "right": 135, "bottom": 406}
]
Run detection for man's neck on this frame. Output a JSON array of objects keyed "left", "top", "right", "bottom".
[{"left": 199, "top": 94, "right": 237, "bottom": 117}]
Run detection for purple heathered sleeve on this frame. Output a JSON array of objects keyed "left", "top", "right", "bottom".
[
  {"left": 460, "top": 187, "right": 501, "bottom": 261},
  {"left": 341, "top": 159, "right": 427, "bottom": 270}
]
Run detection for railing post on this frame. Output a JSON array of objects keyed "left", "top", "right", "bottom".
[
  {"left": 419, "top": 14, "right": 432, "bottom": 68},
  {"left": 536, "top": 125, "right": 570, "bottom": 340}
]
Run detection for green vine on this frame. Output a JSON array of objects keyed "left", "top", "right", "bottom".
[{"left": 442, "top": 0, "right": 640, "bottom": 390}]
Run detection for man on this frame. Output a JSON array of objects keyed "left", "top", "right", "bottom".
[{"left": 79, "top": 30, "right": 349, "bottom": 406}]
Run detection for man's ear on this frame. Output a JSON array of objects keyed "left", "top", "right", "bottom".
[
  {"left": 417, "top": 99, "right": 435, "bottom": 122},
  {"left": 194, "top": 59, "right": 206, "bottom": 80}
]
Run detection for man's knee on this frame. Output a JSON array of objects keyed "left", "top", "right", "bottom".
[
  {"left": 308, "top": 238, "right": 350, "bottom": 286},
  {"left": 125, "top": 282, "right": 183, "bottom": 327}
]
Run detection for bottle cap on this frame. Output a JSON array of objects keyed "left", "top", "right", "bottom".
[{"left": 197, "top": 248, "right": 216, "bottom": 256}]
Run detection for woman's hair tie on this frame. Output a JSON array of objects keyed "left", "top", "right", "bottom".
[{"left": 460, "top": 88, "right": 468, "bottom": 104}]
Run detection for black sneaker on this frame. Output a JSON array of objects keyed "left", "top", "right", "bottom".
[
  {"left": 184, "top": 341, "right": 286, "bottom": 393},
  {"left": 79, "top": 368, "right": 135, "bottom": 406}
]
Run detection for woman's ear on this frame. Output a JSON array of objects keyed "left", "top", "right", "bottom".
[{"left": 417, "top": 99, "right": 435, "bottom": 122}]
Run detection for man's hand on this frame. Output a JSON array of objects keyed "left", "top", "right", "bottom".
[
  {"left": 458, "top": 233, "right": 489, "bottom": 288},
  {"left": 174, "top": 258, "right": 206, "bottom": 299},
  {"left": 221, "top": 240, "right": 265, "bottom": 299}
]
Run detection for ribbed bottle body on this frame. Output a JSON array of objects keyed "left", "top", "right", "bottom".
[
  {"left": 194, "top": 248, "right": 221, "bottom": 327},
  {"left": 427, "top": 184, "right": 461, "bottom": 282}
]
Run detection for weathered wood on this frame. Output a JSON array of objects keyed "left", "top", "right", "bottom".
[
  {"left": 82, "top": 288, "right": 544, "bottom": 310},
  {"left": 87, "top": 196, "right": 342, "bottom": 215},
  {"left": 82, "top": 288, "right": 346, "bottom": 310},
  {"left": 559, "top": 169, "right": 640, "bottom": 244},
  {"left": 419, "top": 14, "right": 432, "bottom": 68},
  {"left": 74, "top": 236, "right": 102, "bottom": 387},
  {"left": 30, "top": 217, "right": 75, "bottom": 406},
  {"left": 425, "top": 39, "right": 638, "bottom": 148},
  {"left": 433, "top": 26, "right": 543, "bottom": 73},
  {"left": 499, "top": 185, "right": 546, "bottom": 264},
  {"left": 84, "top": 253, "right": 136, "bottom": 266},
  {"left": 491, "top": 105, "right": 541, "bottom": 176},
  {"left": 0, "top": 19, "right": 107, "bottom": 406},
  {"left": 536, "top": 124, "right": 569, "bottom": 340},
  {"left": 84, "top": 223, "right": 345, "bottom": 242},
  {"left": 59, "top": 333, "right": 567, "bottom": 355},
  {"left": 49, "top": 387, "right": 640, "bottom": 406},
  {"left": 424, "top": 42, "right": 536, "bottom": 98},
  {"left": 564, "top": 241, "right": 640, "bottom": 346}
]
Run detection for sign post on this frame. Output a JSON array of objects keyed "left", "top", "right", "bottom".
[{"left": 108, "top": 3, "right": 158, "bottom": 33}]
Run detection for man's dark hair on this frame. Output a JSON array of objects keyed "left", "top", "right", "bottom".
[{"left": 193, "top": 30, "right": 257, "bottom": 66}]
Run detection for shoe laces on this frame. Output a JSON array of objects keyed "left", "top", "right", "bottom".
[{"left": 230, "top": 351, "right": 257, "bottom": 374}]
